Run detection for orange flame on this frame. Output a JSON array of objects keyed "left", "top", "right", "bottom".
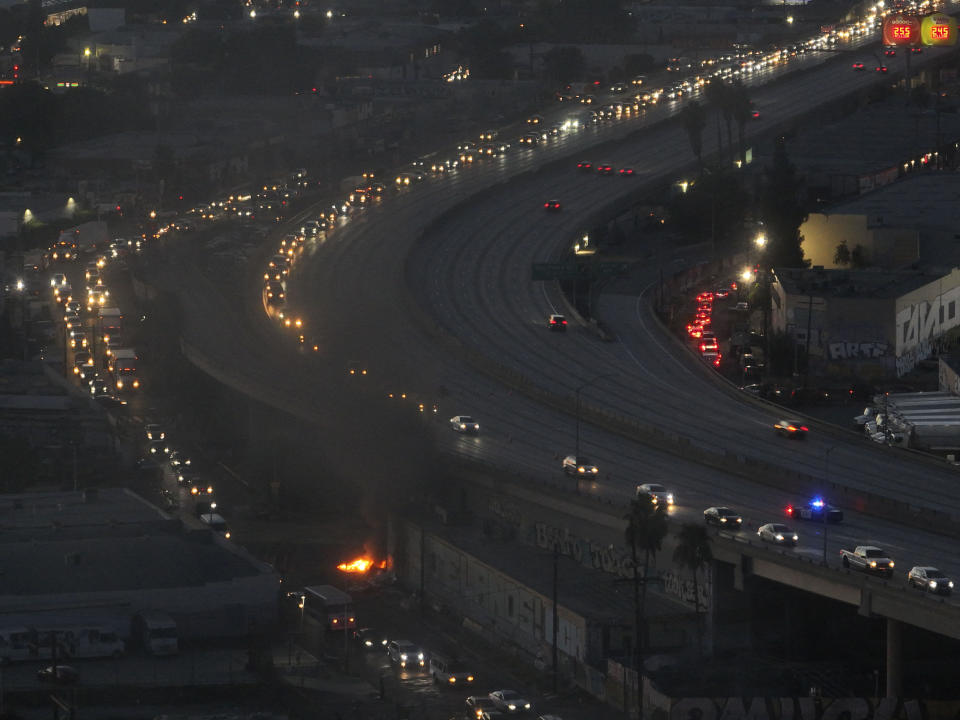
[{"left": 337, "top": 557, "right": 374, "bottom": 573}]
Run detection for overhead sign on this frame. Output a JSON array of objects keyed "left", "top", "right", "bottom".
[
  {"left": 922, "top": 13, "right": 957, "bottom": 45},
  {"left": 883, "top": 15, "right": 921, "bottom": 45}
]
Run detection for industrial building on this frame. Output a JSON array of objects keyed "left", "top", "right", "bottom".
[
  {"left": 0, "top": 488, "right": 279, "bottom": 639},
  {"left": 770, "top": 266, "right": 960, "bottom": 378}
]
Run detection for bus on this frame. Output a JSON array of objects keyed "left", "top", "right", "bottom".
[{"left": 303, "top": 585, "right": 356, "bottom": 631}]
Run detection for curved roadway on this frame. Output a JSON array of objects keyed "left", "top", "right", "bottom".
[{"left": 269, "top": 36, "right": 960, "bottom": 597}]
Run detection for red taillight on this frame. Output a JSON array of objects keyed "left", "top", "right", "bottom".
[
  {"left": 562, "top": 319, "right": 567, "bottom": 325},
  {"left": 786, "top": 505, "right": 794, "bottom": 516},
  {"left": 800, "top": 426, "right": 809, "bottom": 432}
]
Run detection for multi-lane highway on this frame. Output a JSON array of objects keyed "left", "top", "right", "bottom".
[{"left": 160, "top": 16, "right": 960, "bottom": 612}]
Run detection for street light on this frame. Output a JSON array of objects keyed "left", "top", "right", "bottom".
[
  {"left": 754, "top": 232, "right": 767, "bottom": 250},
  {"left": 823, "top": 446, "right": 836, "bottom": 566},
  {"left": 574, "top": 373, "right": 615, "bottom": 461}
]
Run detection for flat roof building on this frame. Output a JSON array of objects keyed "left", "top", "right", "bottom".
[{"left": 0, "top": 488, "right": 279, "bottom": 639}]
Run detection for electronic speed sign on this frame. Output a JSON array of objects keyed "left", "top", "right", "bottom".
[
  {"left": 883, "top": 15, "right": 921, "bottom": 45},
  {"left": 921, "top": 13, "right": 957, "bottom": 46}
]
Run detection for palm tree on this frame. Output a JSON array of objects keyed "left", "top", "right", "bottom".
[
  {"left": 673, "top": 523, "right": 713, "bottom": 659},
  {"left": 704, "top": 80, "right": 727, "bottom": 164},
  {"left": 681, "top": 100, "right": 707, "bottom": 172},
  {"left": 623, "top": 498, "right": 669, "bottom": 668}
]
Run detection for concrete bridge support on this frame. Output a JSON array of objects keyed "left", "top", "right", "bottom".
[{"left": 886, "top": 617, "right": 902, "bottom": 697}]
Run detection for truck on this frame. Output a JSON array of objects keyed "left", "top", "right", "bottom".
[
  {"left": 109, "top": 347, "right": 140, "bottom": 392},
  {"left": 303, "top": 585, "right": 355, "bottom": 631},
  {"left": 133, "top": 612, "right": 178, "bottom": 656},
  {"left": 840, "top": 546, "right": 895, "bottom": 577},
  {"left": 99, "top": 306, "right": 124, "bottom": 347}
]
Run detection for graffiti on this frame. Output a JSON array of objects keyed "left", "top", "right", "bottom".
[
  {"left": 659, "top": 568, "right": 710, "bottom": 609},
  {"left": 828, "top": 342, "right": 889, "bottom": 360},
  {"left": 670, "top": 697, "right": 926, "bottom": 720},
  {"left": 533, "top": 523, "right": 634, "bottom": 579},
  {"left": 896, "top": 280, "right": 960, "bottom": 375},
  {"left": 489, "top": 498, "right": 522, "bottom": 528}
]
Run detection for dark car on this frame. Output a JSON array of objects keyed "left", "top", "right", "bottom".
[
  {"left": 703, "top": 506, "right": 743, "bottom": 528},
  {"left": 353, "top": 627, "right": 389, "bottom": 650},
  {"left": 37, "top": 665, "right": 79, "bottom": 685},
  {"left": 548, "top": 314, "right": 567, "bottom": 331},
  {"left": 774, "top": 419, "right": 808, "bottom": 438},
  {"left": 543, "top": 200, "right": 562, "bottom": 212},
  {"left": 576, "top": 161, "right": 593, "bottom": 172}
]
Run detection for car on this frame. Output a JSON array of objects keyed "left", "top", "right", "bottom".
[
  {"left": 907, "top": 566, "right": 954, "bottom": 595},
  {"left": 194, "top": 499, "right": 218, "bottom": 518},
  {"left": 884, "top": 47, "right": 896, "bottom": 56},
  {"left": 618, "top": 167, "right": 635, "bottom": 176},
  {"left": 68, "top": 328, "right": 88, "bottom": 349},
  {"left": 450, "top": 415, "right": 480, "bottom": 434},
  {"left": 909, "top": 47, "right": 923, "bottom": 54},
  {"left": 429, "top": 654, "right": 475, "bottom": 686},
  {"left": 145, "top": 423, "right": 165, "bottom": 441},
  {"left": 489, "top": 689, "right": 532, "bottom": 713},
  {"left": 168, "top": 450, "right": 191, "bottom": 471},
  {"left": 50, "top": 273, "right": 68, "bottom": 288},
  {"left": 147, "top": 439, "right": 170, "bottom": 456},
  {"left": 353, "top": 627, "right": 389, "bottom": 650},
  {"left": 786, "top": 497, "right": 843, "bottom": 523},
  {"left": 875, "top": 65, "right": 888, "bottom": 73},
  {"left": 64, "top": 312, "right": 82, "bottom": 330},
  {"left": 467, "top": 696, "right": 498, "bottom": 719},
  {"left": 526, "top": 114, "right": 544, "bottom": 125},
  {"left": 347, "top": 361, "right": 368, "bottom": 376},
  {"left": 64, "top": 300, "right": 81, "bottom": 316},
  {"left": 576, "top": 161, "right": 593, "bottom": 172},
  {"left": 88, "top": 376, "right": 110, "bottom": 397},
  {"left": 563, "top": 455, "right": 599, "bottom": 476},
  {"left": 548, "top": 314, "right": 567, "bottom": 331},
  {"left": 852, "top": 62, "right": 865, "bottom": 70},
  {"left": 704, "top": 506, "right": 742, "bottom": 527},
  {"left": 636, "top": 482, "right": 674, "bottom": 507},
  {"left": 757, "top": 523, "right": 798, "bottom": 545},
  {"left": 37, "top": 665, "right": 79, "bottom": 685},
  {"left": 714, "top": 287, "right": 731, "bottom": 299},
  {"left": 387, "top": 640, "right": 424, "bottom": 669},
  {"left": 200, "top": 512, "right": 231, "bottom": 539},
  {"left": 544, "top": 200, "right": 562, "bottom": 212},
  {"left": 596, "top": 163, "right": 614, "bottom": 175},
  {"left": 265, "top": 281, "right": 285, "bottom": 304},
  {"left": 774, "top": 419, "right": 808, "bottom": 438}
]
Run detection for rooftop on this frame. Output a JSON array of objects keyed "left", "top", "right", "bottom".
[
  {"left": 826, "top": 173, "right": 960, "bottom": 234},
  {"left": 773, "top": 266, "right": 944, "bottom": 298},
  {"left": 0, "top": 489, "right": 266, "bottom": 595}
]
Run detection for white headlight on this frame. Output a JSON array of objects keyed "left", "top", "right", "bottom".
[
  {"left": 929, "top": 580, "right": 938, "bottom": 589},
  {"left": 775, "top": 534, "right": 783, "bottom": 541}
]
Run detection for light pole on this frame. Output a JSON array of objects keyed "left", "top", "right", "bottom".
[
  {"left": 823, "top": 446, "right": 836, "bottom": 566},
  {"left": 574, "top": 373, "right": 615, "bottom": 461}
]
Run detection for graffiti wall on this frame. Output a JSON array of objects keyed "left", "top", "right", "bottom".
[
  {"left": 670, "top": 697, "right": 946, "bottom": 720},
  {"left": 896, "top": 271, "right": 960, "bottom": 376}
]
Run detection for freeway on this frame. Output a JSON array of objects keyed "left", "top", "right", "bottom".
[
  {"left": 162, "top": 16, "right": 960, "bottom": 612},
  {"left": 268, "top": 36, "right": 960, "bottom": 592}
]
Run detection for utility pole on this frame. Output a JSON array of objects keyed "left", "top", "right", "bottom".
[
  {"left": 823, "top": 446, "right": 835, "bottom": 566},
  {"left": 552, "top": 544, "right": 559, "bottom": 694},
  {"left": 803, "top": 292, "right": 814, "bottom": 389}
]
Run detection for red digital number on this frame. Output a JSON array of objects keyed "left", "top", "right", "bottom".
[
  {"left": 932, "top": 25, "right": 950, "bottom": 39},
  {"left": 893, "top": 25, "right": 911, "bottom": 38}
]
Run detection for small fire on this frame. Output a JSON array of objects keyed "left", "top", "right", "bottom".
[{"left": 337, "top": 557, "right": 388, "bottom": 574}]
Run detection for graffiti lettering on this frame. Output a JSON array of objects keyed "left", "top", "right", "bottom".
[
  {"left": 660, "top": 568, "right": 710, "bottom": 609},
  {"left": 670, "top": 698, "right": 926, "bottom": 720},
  {"left": 828, "top": 342, "right": 889, "bottom": 360},
  {"left": 533, "top": 523, "right": 634, "bottom": 579}
]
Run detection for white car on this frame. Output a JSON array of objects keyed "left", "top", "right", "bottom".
[
  {"left": 387, "top": 640, "right": 424, "bottom": 669},
  {"left": 489, "top": 689, "right": 532, "bottom": 713},
  {"left": 636, "top": 483, "right": 674, "bottom": 507},
  {"left": 562, "top": 455, "right": 598, "bottom": 476},
  {"left": 450, "top": 415, "right": 480, "bottom": 434},
  {"left": 757, "top": 523, "right": 798, "bottom": 546}
]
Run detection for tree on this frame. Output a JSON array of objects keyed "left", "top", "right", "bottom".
[
  {"left": 760, "top": 137, "right": 808, "bottom": 268},
  {"left": 681, "top": 100, "right": 707, "bottom": 172},
  {"left": 673, "top": 523, "right": 713, "bottom": 659},
  {"left": 704, "top": 80, "right": 727, "bottom": 164},
  {"left": 623, "top": 498, "right": 669, "bottom": 670},
  {"left": 542, "top": 46, "right": 586, "bottom": 86},
  {"left": 833, "top": 240, "right": 851, "bottom": 266}
]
